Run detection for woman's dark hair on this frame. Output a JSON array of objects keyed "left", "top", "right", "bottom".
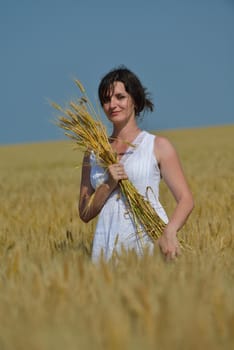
[{"left": 98, "top": 66, "right": 154, "bottom": 116}]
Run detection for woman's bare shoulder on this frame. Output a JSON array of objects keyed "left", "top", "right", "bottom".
[
  {"left": 154, "top": 135, "right": 177, "bottom": 162},
  {"left": 154, "top": 134, "right": 173, "bottom": 146},
  {"left": 154, "top": 135, "right": 175, "bottom": 152}
]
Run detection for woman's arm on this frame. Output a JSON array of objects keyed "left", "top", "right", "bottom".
[
  {"left": 154, "top": 136, "right": 194, "bottom": 260},
  {"left": 79, "top": 152, "right": 128, "bottom": 222}
]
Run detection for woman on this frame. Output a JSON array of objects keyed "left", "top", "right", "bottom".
[{"left": 79, "top": 67, "right": 194, "bottom": 262}]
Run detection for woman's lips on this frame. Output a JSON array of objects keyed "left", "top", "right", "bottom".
[{"left": 110, "top": 111, "right": 120, "bottom": 116}]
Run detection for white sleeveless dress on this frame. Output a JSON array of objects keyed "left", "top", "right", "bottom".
[{"left": 90, "top": 131, "right": 168, "bottom": 262}]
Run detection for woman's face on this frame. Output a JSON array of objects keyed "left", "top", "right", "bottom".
[{"left": 102, "top": 81, "right": 135, "bottom": 125}]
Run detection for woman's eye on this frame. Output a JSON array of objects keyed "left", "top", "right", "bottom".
[
  {"left": 103, "top": 97, "right": 110, "bottom": 104},
  {"left": 117, "top": 94, "right": 125, "bottom": 100}
]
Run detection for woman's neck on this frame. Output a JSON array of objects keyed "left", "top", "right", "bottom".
[{"left": 111, "top": 122, "right": 141, "bottom": 143}]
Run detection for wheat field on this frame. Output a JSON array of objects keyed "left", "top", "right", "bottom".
[{"left": 0, "top": 125, "right": 233, "bottom": 350}]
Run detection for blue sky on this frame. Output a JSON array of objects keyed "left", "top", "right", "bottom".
[{"left": 0, "top": 0, "right": 233, "bottom": 145}]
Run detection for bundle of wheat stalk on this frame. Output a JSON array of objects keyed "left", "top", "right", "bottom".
[{"left": 52, "top": 80, "right": 188, "bottom": 248}]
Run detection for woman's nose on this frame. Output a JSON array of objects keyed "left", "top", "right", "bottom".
[{"left": 109, "top": 97, "right": 116, "bottom": 109}]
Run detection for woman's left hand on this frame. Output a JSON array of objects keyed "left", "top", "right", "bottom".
[{"left": 157, "top": 228, "right": 181, "bottom": 261}]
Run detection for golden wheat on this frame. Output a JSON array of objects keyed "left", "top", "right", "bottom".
[{"left": 0, "top": 125, "right": 233, "bottom": 350}]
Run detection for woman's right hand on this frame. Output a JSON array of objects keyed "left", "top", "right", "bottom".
[{"left": 107, "top": 163, "right": 128, "bottom": 189}]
